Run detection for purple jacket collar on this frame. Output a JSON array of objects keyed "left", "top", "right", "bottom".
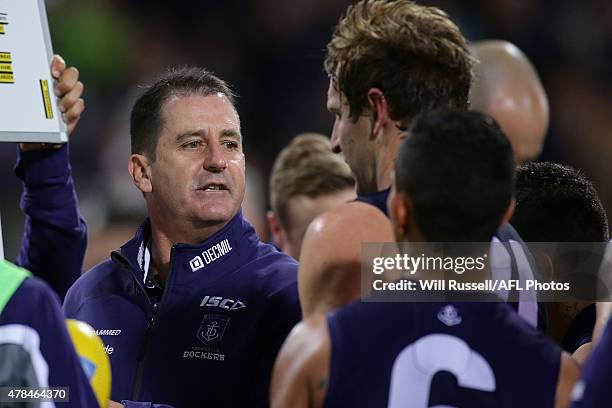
[{"left": 113, "top": 210, "right": 256, "bottom": 284}]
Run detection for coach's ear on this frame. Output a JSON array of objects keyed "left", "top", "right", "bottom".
[
  {"left": 500, "top": 198, "right": 516, "bottom": 227},
  {"left": 129, "top": 154, "right": 153, "bottom": 194}
]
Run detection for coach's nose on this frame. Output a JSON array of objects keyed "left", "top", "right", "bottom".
[{"left": 203, "top": 142, "right": 228, "bottom": 173}]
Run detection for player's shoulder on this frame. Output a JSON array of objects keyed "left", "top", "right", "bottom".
[
  {"left": 304, "top": 201, "right": 394, "bottom": 252},
  {"left": 298, "top": 202, "right": 394, "bottom": 314},
  {"left": 1, "top": 276, "right": 65, "bottom": 334},
  {"left": 11, "top": 276, "right": 59, "bottom": 307},
  {"left": 321, "top": 200, "right": 391, "bottom": 230}
]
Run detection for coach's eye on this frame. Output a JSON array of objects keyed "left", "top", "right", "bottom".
[
  {"left": 183, "top": 140, "right": 202, "bottom": 149},
  {"left": 223, "top": 141, "right": 239, "bottom": 150}
]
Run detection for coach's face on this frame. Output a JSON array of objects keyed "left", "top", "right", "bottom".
[
  {"left": 147, "top": 94, "right": 245, "bottom": 226},
  {"left": 327, "top": 80, "right": 377, "bottom": 194}
]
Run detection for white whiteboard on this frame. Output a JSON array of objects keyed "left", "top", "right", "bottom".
[{"left": 0, "top": 0, "right": 66, "bottom": 142}]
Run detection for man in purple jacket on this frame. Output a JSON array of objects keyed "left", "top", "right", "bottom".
[{"left": 63, "top": 67, "right": 300, "bottom": 408}]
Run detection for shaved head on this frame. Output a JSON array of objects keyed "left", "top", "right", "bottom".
[{"left": 470, "top": 40, "right": 549, "bottom": 165}]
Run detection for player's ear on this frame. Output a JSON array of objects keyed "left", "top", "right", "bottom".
[
  {"left": 500, "top": 198, "right": 516, "bottom": 227},
  {"left": 390, "top": 191, "right": 410, "bottom": 240},
  {"left": 129, "top": 154, "right": 153, "bottom": 194},
  {"left": 367, "top": 88, "right": 389, "bottom": 140},
  {"left": 267, "top": 211, "right": 287, "bottom": 250}
]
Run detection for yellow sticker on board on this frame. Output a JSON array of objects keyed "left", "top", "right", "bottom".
[
  {"left": 0, "top": 72, "right": 14, "bottom": 83},
  {"left": 40, "top": 79, "right": 53, "bottom": 118}
]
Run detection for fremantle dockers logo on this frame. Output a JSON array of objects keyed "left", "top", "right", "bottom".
[
  {"left": 198, "top": 314, "right": 230, "bottom": 345},
  {"left": 437, "top": 304, "right": 462, "bottom": 327}
]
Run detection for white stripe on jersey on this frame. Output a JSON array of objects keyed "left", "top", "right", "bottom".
[{"left": 0, "top": 324, "right": 55, "bottom": 407}]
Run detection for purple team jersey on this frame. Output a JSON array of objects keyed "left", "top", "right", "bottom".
[{"left": 325, "top": 299, "right": 560, "bottom": 407}]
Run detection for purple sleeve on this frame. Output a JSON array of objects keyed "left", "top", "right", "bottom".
[{"left": 14, "top": 144, "right": 87, "bottom": 301}]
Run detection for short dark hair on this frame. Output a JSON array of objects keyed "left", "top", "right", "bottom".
[
  {"left": 269, "top": 133, "right": 355, "bottom": 228},
  {"left": 512, "top": 162, "right": 609, "bottom": 242},
  {"left": 325, "top": 0, "right": 474, "bottom": 125},
  {"left": 130, "top": 66, "right": 236, "bottom": 159},
  {"left": 395, "top": 110, "right": 515, "bottom": 241}
]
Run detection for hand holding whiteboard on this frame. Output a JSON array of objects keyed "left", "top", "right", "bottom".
[{"left": 0, "top": 0, "right": 67, "bottom": 143}]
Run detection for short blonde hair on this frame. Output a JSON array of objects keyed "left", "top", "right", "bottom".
[{"left": 269, "top": 133, "right": 355, "bottom": 227}]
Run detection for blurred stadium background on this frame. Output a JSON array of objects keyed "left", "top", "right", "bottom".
[{"left": 1, "top": 0, "right": 611, "bottom": 270}]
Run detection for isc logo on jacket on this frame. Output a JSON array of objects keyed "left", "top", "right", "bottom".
[{"left": 199, "top": 295, "right": 246, "bottom": 311}]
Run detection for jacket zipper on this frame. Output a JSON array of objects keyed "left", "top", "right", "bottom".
[{"left": 130, "top": 246, "right": 176, "bottom": 401}]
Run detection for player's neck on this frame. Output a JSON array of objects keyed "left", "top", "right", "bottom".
[
  {"left": 376, "top": 128, "right": 405, "bottom": 191},
  {"left": 376, "top": 159, "right": 393, "bottom": 192},
  {"left": 355, "top": 160, "right": 394, "bottom": 195}
]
